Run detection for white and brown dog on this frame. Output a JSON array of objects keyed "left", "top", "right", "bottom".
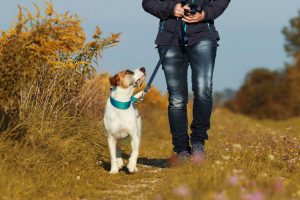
[{"left": 103, "top": 67, "right": 146, "bottom": 174}]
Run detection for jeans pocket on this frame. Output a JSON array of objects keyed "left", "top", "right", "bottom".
[
  {"left": 157, "top": 45, "right": 166, "bottom": 56},
  {"left": 157, "top": 46, "right": 169, "bottom": 70}
]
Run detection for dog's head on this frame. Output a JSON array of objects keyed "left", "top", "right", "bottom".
[{"left": 109, "top": 67, "right": 146, "bottom": 89}]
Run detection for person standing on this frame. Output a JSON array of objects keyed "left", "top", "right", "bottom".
[{"left": 142, "top": 0, "right": 230, "bottom": 159}]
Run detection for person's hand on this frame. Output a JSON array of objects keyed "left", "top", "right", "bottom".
[
  {"left": 182, "top": 11, "right": 205, "bottom": 23},
  {"left": 174, "top": 3, "right": 190, "bottom": 18}
]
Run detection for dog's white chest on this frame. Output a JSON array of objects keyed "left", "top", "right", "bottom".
[{"left": 104, "top": 100, "right": 140, "bottom": 140}]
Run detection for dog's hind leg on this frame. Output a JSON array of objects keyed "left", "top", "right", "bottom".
[
  {"left": 127, "top": 133, "right": 140, "bottom": 173},
  {"left": 116, "top": 145, "right": 123, "bottom": 169},
  {"left": 108, "top": 135, "right": 119, "bottom": 174}
]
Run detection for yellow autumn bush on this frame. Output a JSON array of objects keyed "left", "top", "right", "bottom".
[{"left": 0, "top": 1, "right": 120, "bottom": 130}]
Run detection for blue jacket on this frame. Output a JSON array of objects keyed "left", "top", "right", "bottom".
[{"left": 142, "top": 0, "right": 230, "bottom": 46}]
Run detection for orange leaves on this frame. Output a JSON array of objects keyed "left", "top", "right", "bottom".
[
  {"left": 0, "top": 1, "right": 120, "bottom": 117},
  {"left": 52, "top": 60, "right": 89, "bottom": 69},
  {"left": 135, "top": 83, "right": 168, "bottom": 113},
  {"left": 33, "top": 3, "right": 41, "bottom": 18},
  {"left": 93, "top": 26, "right": 102, "bottom": 40},
  {"left": 17, "top": 5, "right": 23, "bottom": 22},
  {"left": 45, "top": 0, "right": 53, "bottom": 16},
  {"left": 95, "top": 26, "right": 102, "bottom": 36}
]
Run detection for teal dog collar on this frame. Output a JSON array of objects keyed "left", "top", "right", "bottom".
[{"left": 110, "top": 96, "right": 137, "bottom": 110}]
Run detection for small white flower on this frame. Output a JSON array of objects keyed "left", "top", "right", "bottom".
[
  {"left": 268, "top": 154, "right": 275, "bottom": 160},
  {"left": 232, "top": 144, "right": 242, "bottom": 149},
  {"left": 96, "top": 160, "right": 103, "bottom": 165},
  {"left": 232, "top": 169, "right": 243, "bottom": 174},
  {"left": 222, "top": 155, "right": 230, "bottom": 160},
  {"left": 215, "top": 160, "right": 223, "bottom": 165}
]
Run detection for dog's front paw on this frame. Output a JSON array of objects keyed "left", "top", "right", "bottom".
[
  {"left": 109, "top": 165, "right": 119, "bottom": 174},
  {"left": 109, "top": 169, "right": 119, "bottom": 174},
  {"left": 127, "top": 165, "right": 139, "bottom": 173},
  {"left": 117, "top": 158, "right": 124, "bottom": 169}
]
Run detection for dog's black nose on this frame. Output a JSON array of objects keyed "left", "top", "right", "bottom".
[{"left": 140, "top": 67, "right": 146, "bottom": 73}]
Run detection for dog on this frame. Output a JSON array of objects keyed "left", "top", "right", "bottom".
[{"left": 103, "top": 67, "right": 146, "bottom": 174}]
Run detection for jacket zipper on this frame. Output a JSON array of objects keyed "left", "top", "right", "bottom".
[
  {"left": 160, "top": 21, "right": 165, "bottom": 32},
  {"left": 207, "top": 23, "right": 211, "bottom": 32}
]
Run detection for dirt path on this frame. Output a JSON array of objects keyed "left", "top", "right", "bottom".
[
  {"left": 96, "top": 128, "right": 173, "bottom": 200},
  {"left": 95, "top": 109, "right": 300, "bottom": 200}
]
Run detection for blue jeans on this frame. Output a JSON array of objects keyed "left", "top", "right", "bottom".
[{"left": 158, "top": 39, "right": 218, "bottom": 153}]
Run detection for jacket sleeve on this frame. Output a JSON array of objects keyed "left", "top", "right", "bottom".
[
  {"left": 203, "top": 0, "right": 231, "bottom": 21},
  {"left": 142, "top": 0, "right": 177, "bottom": 20}
]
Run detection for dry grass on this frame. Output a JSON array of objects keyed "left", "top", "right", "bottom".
[
  {"left": 153, "top": 108, "right": 300, "bottom": 200},
  {"left": 0, "top": 103, "right": 299, "bottom": 200}
]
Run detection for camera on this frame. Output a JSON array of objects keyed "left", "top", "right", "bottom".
[
  {"left": 184, "top": 4, "right": 202, "bottom": 16},
  {"left": 181, "top": 0, "right": 202, "bottom": 16},
  {"left": 181, "top": 0, "right": 188, "bottom": 6}
]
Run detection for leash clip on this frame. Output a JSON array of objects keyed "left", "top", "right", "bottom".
[{"left": 138, "top": 91, "right": 147, "bottom": 103}]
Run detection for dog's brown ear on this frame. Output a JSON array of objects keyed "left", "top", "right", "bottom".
[{"left": 109, "top": 74, "right": 120, "bottom": 86}]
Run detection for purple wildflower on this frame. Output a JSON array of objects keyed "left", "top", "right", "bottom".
[
  {"left": 173, "top": 185, "right": 192, "bottom": 197},
  {"left": 227, "top": 175, "right": 239, "bottom": 186},
  {"left": 243, "top": 191, "right": 265, "bottom": 200}
]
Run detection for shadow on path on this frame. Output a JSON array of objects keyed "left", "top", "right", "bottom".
[
  {"left": 98, "top": 153, "right": 169, "bottom": 173},
  {"left": 137, "top": 157, "right": 168, "bottom": 168}
]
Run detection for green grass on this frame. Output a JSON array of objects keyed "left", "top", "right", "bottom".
[{"left": 0, "top": 107, "right": 299, "bottom": 200}]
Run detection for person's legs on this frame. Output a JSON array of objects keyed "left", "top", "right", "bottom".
[
  {"left": 187, "top": 39, "right": 218, "bottom": 147},
  {"left": 158, "top": 46, "right": 190, "bottom": 153}
]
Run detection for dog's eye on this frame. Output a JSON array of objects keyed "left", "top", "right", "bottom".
[{"left": 126, "top": 70, "right": 133, "bottom": 74}]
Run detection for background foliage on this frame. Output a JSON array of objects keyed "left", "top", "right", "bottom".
[{"left": 225, "top": 11, "right": 300, "bottom": 120}]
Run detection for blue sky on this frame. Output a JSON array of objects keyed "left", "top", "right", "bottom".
[{"left": 1, "top": 0, "right": 300, "bottom": 92}]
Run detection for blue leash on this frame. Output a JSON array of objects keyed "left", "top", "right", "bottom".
[{"left": 143, "top": 19, "right": 180, "bottom": 94}]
